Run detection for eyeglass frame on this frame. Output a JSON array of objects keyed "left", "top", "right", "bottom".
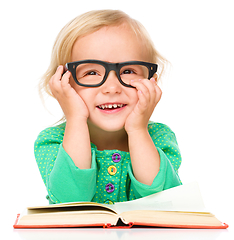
[{"left": 65, "top": 59, "right": 158, "bottom": 88}]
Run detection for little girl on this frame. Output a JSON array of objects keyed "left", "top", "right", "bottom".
[{"left": 35, "top": 10, "right": 182, "bottom": 204}]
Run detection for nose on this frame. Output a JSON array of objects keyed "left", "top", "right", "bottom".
[{"left": 101, "top": 70, "right": 122, "bottom": 94}]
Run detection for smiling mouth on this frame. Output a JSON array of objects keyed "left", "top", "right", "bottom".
[{"left": 97, "top": 103, "right": 127, "bottom": 110}]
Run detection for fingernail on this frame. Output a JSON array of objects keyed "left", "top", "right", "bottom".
[{"left": 150, "top": 77, "right": 155, "bottom": 82}]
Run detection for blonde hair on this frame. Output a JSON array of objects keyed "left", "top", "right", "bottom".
[{"left": 39, "top": 9, "right": 168, "bottom": 99}]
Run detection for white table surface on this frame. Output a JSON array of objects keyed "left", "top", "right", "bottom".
[{"left": 11, "top": 228, "right": 233, "bottom": 240}]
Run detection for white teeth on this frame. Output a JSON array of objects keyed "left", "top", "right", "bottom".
[{"left": 98, "top": 104, "right": 125, "bottom": 109}]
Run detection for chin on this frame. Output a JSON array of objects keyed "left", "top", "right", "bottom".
[
  {"left": 99, "top": 123, "right": 126, "bottom": 133},
  {"left": 87, "top": 119, "right": 126, "bottom": 133}
]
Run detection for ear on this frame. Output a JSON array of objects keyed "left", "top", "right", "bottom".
[{"left": 153, "top": 73, "right": 159, "bottom": 83}]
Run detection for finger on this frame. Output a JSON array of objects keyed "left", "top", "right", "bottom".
[
  {"left": 131, "top": 79, "right": 150, "bottom": 95},
  {"left": 49, "top": 66, "right": 64, "bottom": 89},
  {"left": 50, "top": 66, "right": 68, "bottom": 99},
  {"left": 143, "top": 78, "right": 161, "bottom": 106},
  {"left": 60, "top": 71, "right": 73, "bottom": 96},
  {"left": 61, "top": 70, "right": 71, "bottom": 87},
  {"left": 149, "top": 77, "right": 160, "bottom": 104},
  {"left": 148, "top": 77, "right": 157, "bottom": 99},
  {"left": 52, "top": 65, "right": 64, "bottom": 82},
  {"left": 131, "top": 79, "right": 156, "bottom": 104},
  {"left": 130, "top": 80, "right": 151, "bottom": 111},
  {"left": 49, "top": 75, "right": 60, "bottom": 97},
  {"left": 56, "top": 65, "right": 64, "bottom": 76},
  {"left": 154, "top": 83, "right": 162, "bottom": 104}
]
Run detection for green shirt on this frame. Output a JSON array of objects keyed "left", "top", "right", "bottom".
[{"left": 34, "top": 121, "right": 182, "bottom": 204}]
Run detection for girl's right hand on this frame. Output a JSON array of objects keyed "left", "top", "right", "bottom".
[{"left": 49, "top": 65, "right": 89, "bottom": 121}]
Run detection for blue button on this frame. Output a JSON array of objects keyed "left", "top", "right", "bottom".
[{"left": 112, "top": 153, "right": 121, "bottom": 163}]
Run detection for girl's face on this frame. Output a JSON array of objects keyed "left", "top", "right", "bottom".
[{"left": 70, "top": 24, "right": 150, "bottom": 133}]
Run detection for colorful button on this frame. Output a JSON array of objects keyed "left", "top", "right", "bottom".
[
  {"left": 108, "top": 165, "right": 117, "bottom": 176},
  {"left": 104, "top": 199, "right": 114, "bottom": 204},
  {"left": 105, "top": 183, "right": 115, "bottom": 193},
  {"left": 112, "top": 153, "right": 121, "bottom": 163}
]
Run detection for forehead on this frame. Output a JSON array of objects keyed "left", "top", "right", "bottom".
[{"left": 71, "top": 24, "right": 149, "bottom": 63}]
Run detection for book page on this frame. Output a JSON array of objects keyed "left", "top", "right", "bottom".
[
  {"left": 27, "top": 202, "right": 117, "bottom": 215},
  {"left": 109, "top": 182, "right": 207, "bottom": 214}
]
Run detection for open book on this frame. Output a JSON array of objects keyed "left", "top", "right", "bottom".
[{"left": 13, "top": 182, "right": 228, "bottom": 229}]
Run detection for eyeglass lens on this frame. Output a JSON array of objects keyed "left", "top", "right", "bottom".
[{"left": 75, "top": 63, "right": 149, "bottom": 85}]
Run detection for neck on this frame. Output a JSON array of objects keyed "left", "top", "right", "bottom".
[{"left": 87, "top": 122, "right": 129, "bottom": 152}]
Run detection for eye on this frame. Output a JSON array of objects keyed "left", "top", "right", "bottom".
[
  {"left": 121, "top": 69, "right": 136, "bottom": 75},
  {"left": 86, "top": 70, "right": 99, "bottom": 76}
]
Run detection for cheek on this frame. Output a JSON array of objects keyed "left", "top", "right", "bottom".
[
  {"left": 69, "top": 77, "right": 86, "bottom": 96},
  {"left": 69, "top": 77, "right": 78, "bottom": 91},
  {"left": 74, "top": 87, "right": 97, "bottom": 109}
]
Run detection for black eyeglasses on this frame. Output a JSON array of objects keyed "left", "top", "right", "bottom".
[{"left": 65, "top": 60, "right": 158, "bottom": 88}]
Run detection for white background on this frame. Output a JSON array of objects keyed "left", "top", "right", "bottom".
[{"left": 1, "top": 0, "right": 233, "bottom": 239}]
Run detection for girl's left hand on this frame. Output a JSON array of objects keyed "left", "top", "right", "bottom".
[{"left": 124, "top": 78, "right": 162, "bottom": 134}]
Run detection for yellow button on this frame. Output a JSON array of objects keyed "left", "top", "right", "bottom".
[{"left": 108, "top": 165, "right": 117, "bottom": 176}]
